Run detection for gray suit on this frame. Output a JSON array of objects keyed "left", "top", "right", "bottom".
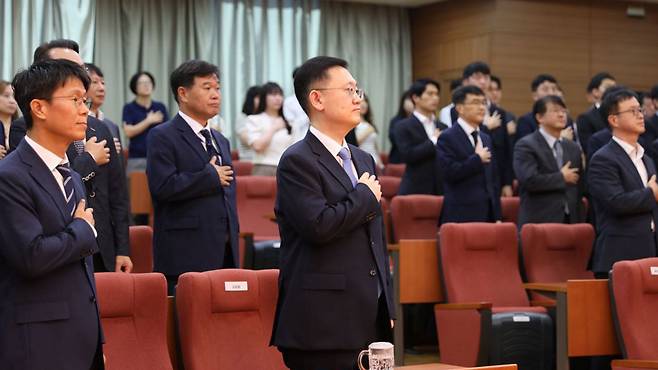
[{"left": 514, "top": 130, "right": 585, "bottom": 226}]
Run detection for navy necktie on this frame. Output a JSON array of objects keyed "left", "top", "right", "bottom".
[
  {"left": 56, "top": 163, "right": 76, "bottom": 217},
  {"left": 200, "top": 129, "right": 222, "bottom": 165},
  {"left": 337, "top": 147, "right": 358, "bottom": 188},
  {"left": 471, "top": 131, "right": 479, "bottom": 148}
]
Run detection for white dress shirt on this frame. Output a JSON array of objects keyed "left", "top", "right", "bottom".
[
  {"left": 24, "top": 135, "right": 97, "bottom": 236},
  {"left": 613, "top": 136, "right": 653, "bottom": 230},
  {"left": 309, "top": 125, "right": 358, "bottom": 180},
  {"left": 179, "top": 110, "right": 221, "bottom": 163},
  {"left": 457, "top": 117, "right": 483, "bottom": 150},
  {"left": 413, "top": 111, "right": 438, "bottom": 144},
  {"left": 439, "top": 103, "right": 454, "bottom": 127}
]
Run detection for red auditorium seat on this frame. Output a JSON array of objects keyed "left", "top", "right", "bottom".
[
  {"left": 232, "top": 160, "right": 254, "bottom": 176},
  {"left": 390, "top": 195, "right": 443, "bottom": 242},
  {"left": 129, "top": 171, "right": 153, "bottom": 225},
  {"left": 379, "top": 152, "right": 389, "bottom": 166},
  {"left": 610, "top": 258, "right": 658, "bottom": 369},
  {"left": 383, "top": 163, "right": 406, "bottom": 177},
  {"left": 129, "top": 225, "right": 153, "bottom": 273},
  {"left": 520, "top": 223, "right": 594, "bottom": 300},
  {"left": 435, "top": 222, "right": 548, "bottom": 367},
  {"left": 176, "top": 269, "right": 286, "bottom": 370},
  {"left": 96, "top": 272, "right": 172, "bottom": 370},
  {"left": 231, "top": 149, "right": 239, "bottom": 160},
  {"left": 379, "top": 175, "right": 401, "bottom": 203},
  {"left": 500, "top": 196, "right": 520, "bottom": 224},
  {"left": 235, "top": 176, "right": 278, "bottom": 241}
]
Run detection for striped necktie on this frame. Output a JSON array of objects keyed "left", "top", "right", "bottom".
[
  {"left": 56, "top": 163, "right": 76, "bottom": 217},
  {"left": 200, "top": 129, "right": 222, "bottom": 165}
]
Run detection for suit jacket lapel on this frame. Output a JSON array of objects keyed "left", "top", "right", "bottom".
[
  {"left": 533, "top": 131, "right": 559, "bottom": 172},
  {"left": 352, "top": 147, "right": 371, "bottom": 179},
  {"left": 455, "top": 124, "right": 476, "bottom": 154},
  {"left": 18, "top": 141, "right": 69, "bottom": 220},
  {"left": 210, "top": 129, "right": 230, "bottom": 165},
  {"left": 174, "top": 114, "right": 209, "bottom": 164},
  {"left": 306, "top": 132, "right": 355, "bottom": 193}
]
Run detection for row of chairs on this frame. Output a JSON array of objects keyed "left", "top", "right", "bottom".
[{"left": 96, "top": 269, "right": 285, "bottom": 370}]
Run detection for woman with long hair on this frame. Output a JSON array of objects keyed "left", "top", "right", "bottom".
[
  {"left": 235, "top": 85, "right": 262, "bottom": 160},
  {"left": 245, "top": 82, "right": 293, "bottom": 176},
  {"left": 0, "top": 81, "right": 19, "bottom": 159},
  {"left": 355, "top": 94, "right": 382, "bottom": 169}
]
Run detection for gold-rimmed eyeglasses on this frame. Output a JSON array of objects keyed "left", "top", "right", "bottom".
[
  {"left": 312, "top": 86, "right": 364, "bottom": 99},
  {"left": 49, "top": 96, "right": 90, "bottom": 109},
  {"left": 614, "top": 107, "right": 645, "bottom": 116}
]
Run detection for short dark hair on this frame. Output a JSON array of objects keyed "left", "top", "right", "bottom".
[
  {"left": 450, "top": 79, "right": 463, "bottom": 92},
  {"left": 599, "top": 86, "right": 638, "bottom": 122},
  {"left": 650, "top": 85, "right": 658, "bottom": 100},
  {"left": 129, "top": 71, "right": 156, "bottom": 95},
  {"left": 452, "top": 85, "right": 485, "bottom": 105},
  {"left": 409, "top": 78, "right": 440, "bottom": 99},
  {"left": 587, "top": 72, "right": 615, "bottom": 92},
  {"left": 242, "top": 85, "right": 262, "bottom": 115},
  {"left": 84, "top": 63, "right": 103, "bottom": 77},
  {"left": 531, "top": 74, "right": 557, "bottom": 92},
  {"left": 533, "top": 95, "right": 567, "bottom": 116},
  {"left": 490, "top": 75, "right": 502, "bottom": 89},
  {"left": 294, "top": 56, "right": 348, "bottom": 115},
  {"left": 12, "top": 59, "right": 90, "bottom": 130},
  {"left": 169, "top": 60, "right": 219, "bottom": 103},
  {"left": 462, "top": 61, "right": 490, "bottom": 79},
  {"left": 33, "top": 39, "right": 80, "bottom": 63}
]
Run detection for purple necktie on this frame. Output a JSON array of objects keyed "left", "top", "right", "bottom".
[{"left": 338, "top": 147, "right": 357, "bottom": 188}]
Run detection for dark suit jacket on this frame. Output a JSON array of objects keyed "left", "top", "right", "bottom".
[
  {"left": 8, "top": 116, "right": 26, "bottom": 152},
  {"left": 0, "top": 140, "right": 101, "bottom": 370},
  {"left": 437, "top": 123, "right": 502, "bottom": 223},
  {"left": 588, "top": 140, "right": 658, "bottom": 273},
  {"left": 513, "top": 130, "right": 585, "bottom": 226},
  {"left": 577, "top": 105, "right": 607, "bottom": 157},
  {"left": 394, "top": 115, "right": 447, "bottom": 195},
  {"left": 271, "top": 132, "right": 394, "bottom": 351},
  {"left": 387, "top": 115, "right": 405, "bottom": 164},
  {"left": 146, "top": 114, "right": 239, "bottom": 276},
  {"left": 588, "top": 128, "right": 655, "bottom": 165},
  {"left": 68, "top": 118, "right": 130, "bottom": 271}
]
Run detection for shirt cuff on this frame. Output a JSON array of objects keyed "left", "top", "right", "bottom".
[{"left": 84, "top": 219, "right": 98, "bottom": 238}]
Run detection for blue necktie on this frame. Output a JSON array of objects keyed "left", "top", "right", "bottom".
[
  {"left": 56, "top": 163, "right": 76, "bottom": 217},
  {"left": 338, "top": 147, "right": 357, "bottom": 188},
  {"left": 200, "top": 129, "right": 222, "bottom": 165}
]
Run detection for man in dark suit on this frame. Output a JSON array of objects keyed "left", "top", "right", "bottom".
[
  {"left": 9, "top": 39, "right": 132, "bottom": 274},
  {"left": 588, "top": 88, "right": 658, "bottom": 279},
  {"left": 577, "top": 72, "right": 616, "bottom": 157},
  {"left": 0, "top": 60, "right": 103, "bottom": 370},
  {"left": 437, "top": 85, "right": 502, "bottom": 224},
  {"left": 514, "top": 95, "right": 584, "bottom": 227},
  {"left": 146, "top": 60, "right": 238, "bottom": 295},
  {"left": 271, "top": 56, "right": 394, "bottom": 370},
  {"left": 85, "top": 63, "right": 124, "bottom": 156},
  {"left": 395, "top": 78, "right": 446, "bottom": 195}
]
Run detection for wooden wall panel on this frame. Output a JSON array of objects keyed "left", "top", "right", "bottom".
[{"left": 411, "top": 0, "right": 658, "bottom": 119}]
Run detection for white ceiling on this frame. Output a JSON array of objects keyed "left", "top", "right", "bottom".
[{"left": 334, "top": 0, "right": 444, "bottom": 7}]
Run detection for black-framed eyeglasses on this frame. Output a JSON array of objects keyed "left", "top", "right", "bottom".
[
  {"left": 614, "top": 107, "right": 645, "bottom": 116},
  {"left": 312, "top": 86, "right": 364, "bottom": 99}
]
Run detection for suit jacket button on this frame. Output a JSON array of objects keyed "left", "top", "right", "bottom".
[
  {"left": 90, "top": 296, "right": 96, "bottom": 303},
  {"left": 369, "top": 269, "right": 376, "bottom": 276}
]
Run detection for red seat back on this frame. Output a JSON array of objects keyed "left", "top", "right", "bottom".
[
  {"left": 129, "top": 225, "right": 154, "bottom": 273},
  {"left": 610, "top": 258, "right": 658, "bottom": 360},
  {"left": 521, "top": 223, "right": 594, "bottom": 284},
  {"left": 96, "top": 272, "right": 172, "bottom": 370},
  {"left": 501, "top": 196, "right": 520, "bottom": 224},
  {"left": 439, "top": 222, "right": 529, "bottom": 307},
  {"left": 379, "top": 176, "right": 401, "bottom": 203},
  {"left": 383, "top": 163, "right": 406, "bottom": 177},
  {"left": 236, "top": 176, "right": 278, "bottom": 240},
  {"left": 232, "top": 160, "right": 254, "bottom": 176},
  {"left": 390, "top": 195, "right": 442, "bottom": 242},
  {"left": 176, "top": 269, "right": 286, "bottom": 370}
]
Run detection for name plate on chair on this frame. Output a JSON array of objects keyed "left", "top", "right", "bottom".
[
  {"left": 225, "top": 281, "right": 248, "bottom": 291},
  {"left": 512, "top": 315, "right": 530, "bottom": 322},
  {"left": 651, "top": 267, "right": 658, "bottom": 276}
]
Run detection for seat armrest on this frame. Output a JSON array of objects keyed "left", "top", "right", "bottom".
[
  {"left": 611, "top": 360, "right": 658, "bottom": 369},
  {"left": 387, "top": 243, "right": 399, "bottom": 252},
  {"left": 435, "top": 302, "right": 492, "bottom": 311},
  {"left": 530, "top": 299, "right": 556, "bottom": 308}
]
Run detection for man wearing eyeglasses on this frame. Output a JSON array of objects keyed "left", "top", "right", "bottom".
[
  {"left": 588, "top": 88, "right": 658, "bottom": 279},
  {"left": 0, "top": 59, "right": 104, "bottom": 370},
  {"left": 437, "top": 85, "right": 502, "bottom": 224},
  {"left": 9, "top": 39, "right": 132, "bottom": 275},
  {"left": 271, "top": 56, "right": 394, "bottom": 370},
  {"left": 513, "top": 95, "right": 585, "bottom": 227}
]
